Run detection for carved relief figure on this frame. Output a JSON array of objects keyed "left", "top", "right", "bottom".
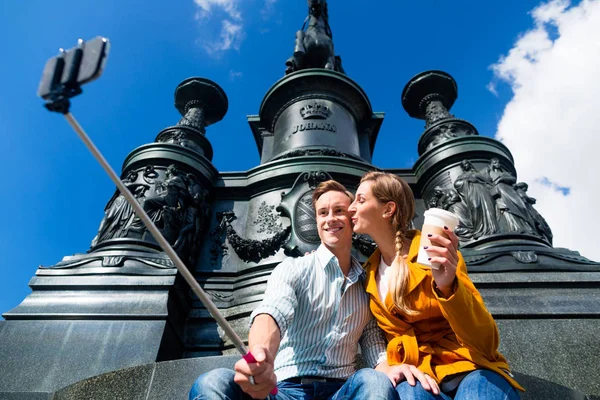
[
  {"left": 174, "top": 190, "right": 210, "bottom": 265},
  {"left": 129, "top": 165, "right": 212, "bottom": 265},
  {"left": 453, "top": 160, "right": 499, "bottom": 239},
  {"left": 514, "top": 182, "right": 553, "bottom": 243},
  {"left": 91, "top": 171, "right": 149, "bottom": 247},
  {"left": 482, "top": 159, "right": 536, "bottom": 235},
  {"left": 143, "top": 165, "right": 188, "bottom": 238},
  {"left": 285, "top": 0, "right": 344, "bottom": 74},
  {"left": 431, "top": 186, "right": 474, "bottom": 241}
]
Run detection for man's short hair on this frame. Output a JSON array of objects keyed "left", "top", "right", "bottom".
[{"left": 311, "top": 180, "right": 354, "bottom": 210}]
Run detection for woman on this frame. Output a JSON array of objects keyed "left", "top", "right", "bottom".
[{"left": 348, "top": 171, "right": 523, "bottom": 400}]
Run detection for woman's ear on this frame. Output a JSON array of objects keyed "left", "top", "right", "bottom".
[{"left": 384, "top": 201, "right": 397, "bottom": 218}]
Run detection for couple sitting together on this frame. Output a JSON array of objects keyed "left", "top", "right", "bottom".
[{"left": 189, "top": 172, "right": 524, "bottom": 400}]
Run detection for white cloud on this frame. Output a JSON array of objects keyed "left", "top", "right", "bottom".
[
  {"left": 229, "top": 69, "right": 243, "bottom": 81},
  {"left": 193, "top": 0, "right": 244, "bottom": 55},
  {"left": 194, "top": 0, "right": 241, "bottom": 21},
  {"left": 490, "top": 0, "right": 600, "bottom": 260},
  {"left": 261, "top": 0, "right": 277, "bottom": 19}
]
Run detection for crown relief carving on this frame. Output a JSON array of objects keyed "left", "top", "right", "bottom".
[{"left": 299, "top": 102, "right": 332, "bottom": 119}]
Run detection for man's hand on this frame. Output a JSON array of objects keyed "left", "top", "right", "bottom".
[{"left": 233, "top": 345, "right": 277, "bottom": 399}]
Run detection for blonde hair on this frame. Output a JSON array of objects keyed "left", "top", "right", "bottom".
[
  {"left": 360, "top": 171, "right": 417, "bottom": 315},
  {"left": 312, "top": 180, "right": 354, "bottom": 210}
]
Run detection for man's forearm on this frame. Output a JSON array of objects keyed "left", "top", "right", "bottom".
[{"left": 248, "top": 313, "right": 281, "bottom": 357}]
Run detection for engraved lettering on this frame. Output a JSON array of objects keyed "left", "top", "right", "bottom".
[{"left": 291, "top": 123, "right": 338, "bottom": 134}]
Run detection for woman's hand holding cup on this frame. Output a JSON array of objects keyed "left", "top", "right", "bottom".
[
  {"left": 416, "top": 208, "right": 461, "bottom": 298},
  {"left": 426, "top": 227, "right": 460, "bottom": 297}
]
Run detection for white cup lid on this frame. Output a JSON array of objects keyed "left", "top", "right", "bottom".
[{"left": 423, "top": 208, "right": 459, "bottom": 230}]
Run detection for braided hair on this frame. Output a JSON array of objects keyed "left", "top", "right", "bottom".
[{"left": 360, "top": 171, "right": 417, "bottom": 315}]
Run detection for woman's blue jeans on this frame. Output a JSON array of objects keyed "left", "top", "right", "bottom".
[
  {"left": 396, "top": 369, "right": 520, "bottom": 400},
  {"left": 189, "top": 367, "right": 398, "bottom": 400}
]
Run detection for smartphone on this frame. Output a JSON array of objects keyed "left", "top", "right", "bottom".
[{"left": 38, "top": 36, "right": 110, "bottom": 100}]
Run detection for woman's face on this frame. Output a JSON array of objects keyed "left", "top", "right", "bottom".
[{"left": 348, "top": 180, "right": 389, "bottom": 236}]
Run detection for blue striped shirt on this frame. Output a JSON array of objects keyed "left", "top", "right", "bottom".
[{"left": 250, "top": 244, "right": 387, "bottom": 382}]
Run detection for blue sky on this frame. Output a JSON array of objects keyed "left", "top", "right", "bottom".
[{"left": 1, "top": 0, "right": 597, "bottom": 314}]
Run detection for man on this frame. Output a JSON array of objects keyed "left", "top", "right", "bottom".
[{"left": 189, "top": 180, "right": 396, "bottom": 399}]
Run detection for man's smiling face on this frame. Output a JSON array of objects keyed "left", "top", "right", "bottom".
[{"left": 315, "top": 190, "right": 353, "bottom": 251}]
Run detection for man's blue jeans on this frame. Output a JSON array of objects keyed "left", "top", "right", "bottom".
[
  {"left": 396, "top": 369, "right": 520, "bottom": 400},
  {"left": 189, "top": 368, "right": 398, "bottom": 400}
]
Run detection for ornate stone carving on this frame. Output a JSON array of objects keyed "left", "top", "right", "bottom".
[
  {"left": 423, "top": 121, "right": 476, "bottom": 153},
  {"left": 352, "top": 233, "right": 376, "bottom": 256},
  {"left": 277, "top": 170, "right": 332, "bottom": 256},
  {"left": 205, "top": 290, "right": 234, "bottom": 304},
  {"left": 403, "top": 71, "right": 482, "bottom": 154},
  {"left": 90, "top": 170, "right": 150, "bottom": 247},
  {"left": 143, "top": 165, "right": 159, "bottom": 184},
  {"left": 427, "top": 159, "right": 555, "bottom": 245},
  {"left": 453, "top": 160, "right": 499, "bottom": 240},
  {"left": 300, "top": 102, "right": 332, "bottom": 119},
  {"left": 285, "top": 0, "right": 345, "bottom": 75},
  {"left": 211, "top": 211, "right": 291, "bottom": 264},
  {"left": 92, "top": 164, "right": 211, "bottom": 267},
  {"left": 44, "top": 249, "right": 176, "bottom": 273},
  {"left": 209, "top": 211, "right": 233, "bottom": 266},
  {"left": 156, "top": 130, "right": 200, "bottom": 152},
  {"left": 226, "top": 223, "right": 291, "bottom": 264},
  {"left": 428, "top": 186, "right": 474, "bottom": 242},
  {"left": 511, "top": 251, "right": 538, "bottom": 263},
  {"left": 402, "top": 71, "right": 457, "bottom": 126},
  {"left": 514, "top": 182, "right": 553, "bottom": 244},
  {"left": 255, "top": 201, "right": 284, "bottom": 235},
  {"left": 273, "top": 148, "right": 350, "bottom": 161},
  {"left": 421, "top": 96, "right": 453, "bottom": 128},
  {"left": 481, "top": 158, "right": 537, "bottom": 236},
  {"left": 154, "top": 77, "right": 228, "bottom": 160}
]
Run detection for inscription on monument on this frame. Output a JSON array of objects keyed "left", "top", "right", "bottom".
[
  {"left": 290, "top": 101, "right": 337, "bottom": 134},
  {"left": 292, "top": 122, "right": 337, "bottom": 134}
]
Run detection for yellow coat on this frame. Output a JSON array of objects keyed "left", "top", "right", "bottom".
[{"left": 364, "top": 230, "right": 524, "bottom": 391}]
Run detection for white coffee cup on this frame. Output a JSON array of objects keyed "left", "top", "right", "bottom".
[{"left": 416, "top": 208, "right": 460, "bottom": 269}]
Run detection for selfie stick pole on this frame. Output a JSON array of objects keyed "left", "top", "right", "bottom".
[
  {"left": 62, "top": 113, "right": 276, "bottom": 394},
  {"left": 63, "top": 112, "right": 258, "bottom": 361},
  {"left": 41, "top": 37, "right": 276, "bottom": 394}
]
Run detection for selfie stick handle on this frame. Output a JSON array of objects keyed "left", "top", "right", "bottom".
[{"left": 63, "top": 112, "right": 277, "bottom": 395}]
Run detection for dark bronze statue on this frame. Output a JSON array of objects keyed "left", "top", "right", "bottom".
[
  {"left": 91, "top": 171, "right": 149, "bottom": 247},
  {"left": 285, "top": 0, "right": 345, "bottom": 74},
  {"left": 454, "top": 160, "right": 499, "bottom": 239},
  {"left": 514, "top": 182, "right": 553, "bottom": 243},
  {"left": 431, "top": 186, "right": 474, "bottom": 242},
  {"left": 482, "top": 159, "right": 537, "bottom": 235},
  {"left": 135, "top": 165, "right": 211, "bottom": 265}
]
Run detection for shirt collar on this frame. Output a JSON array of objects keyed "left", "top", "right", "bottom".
[
  {"left": 315, "top": 243, "right": 336, "bottom": 268},
  {"left": 315, "top": 244, "right": 365, "bottom": 280}
]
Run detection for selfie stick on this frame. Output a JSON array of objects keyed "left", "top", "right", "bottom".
[{"left": 40, "top": 37, "right": 276, "bottom": 395}]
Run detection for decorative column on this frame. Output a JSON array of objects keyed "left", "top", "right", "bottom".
[
  {"left": 0, "top": 78, "right": 228, "bottom": 395},
  {"left": 403, "top": 69, "right": 598, "bottom": 269}
]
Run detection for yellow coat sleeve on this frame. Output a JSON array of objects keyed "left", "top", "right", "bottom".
[{"left": 434, "top": 254, "right": 500, "bottom": 359}]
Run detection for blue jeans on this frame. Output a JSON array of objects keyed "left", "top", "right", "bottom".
[
  {"left": 189, "top": 368, "right": 398, "bottom": 400},
  {"left": 396, "top": 369, "right": 520, "bottom": 400}
]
